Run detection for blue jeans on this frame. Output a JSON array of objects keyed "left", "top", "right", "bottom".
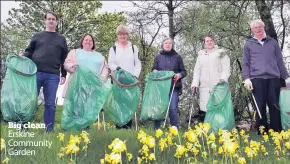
[
  {"left": 154, "top": 90, "right": 179, "bottom": 129},
  {"left": 37, "top": 72, "right": 60, "bottom": 132}
]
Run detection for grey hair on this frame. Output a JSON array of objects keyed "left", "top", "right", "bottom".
[
  {"left": 161, "top": 37, "right": 174, "bottom": 49},
  {"left": 250, "top": 19, "right": 265, "bottom": 28}
]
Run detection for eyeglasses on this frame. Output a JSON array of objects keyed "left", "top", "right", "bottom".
[
  {"left": 117, "top": 33, "right": 128, "bottom": 36},
  {"left": 252, "top": 26, "right": 264, "bottom": 30}
]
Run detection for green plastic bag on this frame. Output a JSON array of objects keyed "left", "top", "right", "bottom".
[
  {"left": 140, "top": 71, "right": 175, "bottom": 121},
  {"left": 103, "top": 69, "right": 140, "bottom": 126},
  {"left": 280, "top": 87, "right": 290, "bottom": 130},
  {"left": 1, "top": 55, "right": 37, "bottom": 122},
  {"left": 61, "top": 66, "right": 112, "bottom": 131},
  {"left": 204, "top": 82, "right": 235, "bottom": 132}
]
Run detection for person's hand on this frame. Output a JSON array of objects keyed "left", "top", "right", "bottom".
[
  {"left": 116, "top": 67, "right": 121, "bottom": 70},
  {"left": 219, "top": 79, "right": 226, "bottom": 83},
  {"left": 243, "top": 78, "right": 253, "bottom": 90},
  {"left": 19, "top": 52, "right": 24, "bottom": 57},
  {"left": 286, "top": 77, "right": 290, "bottom": 87},
  {"left": 191, "top": 87, "right": 196, "bottom": 94},
  {"left": 174, "top": 73, "right": 181, "bottom": 82},
  {"left": 60, "top": 77, "right": 66, "bottom": 85}
]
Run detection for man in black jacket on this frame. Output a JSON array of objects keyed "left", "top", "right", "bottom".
[
  {"left": 152, "top": 38, "right": 187, "bottom": 129},
  {"left": 20, "top": 12, "right": 68, "bottom": 132}
]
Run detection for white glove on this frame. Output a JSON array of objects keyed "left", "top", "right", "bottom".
[
  {"left": 286, "top": 77, "right": 290, "bottom": 87},
  {"left": 244, "top": 78, "right": 253, "bottom": 90},
  {"left": 153, "top": 69, "right": 158, "bottom": 72}
]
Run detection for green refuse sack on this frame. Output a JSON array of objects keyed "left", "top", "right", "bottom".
[
  {"left": 204, "top": 82, "right": 235, "bottom": 132},
  {"left": 140, "top": 71, "right": 175, "bottom": 121},
  {"left": 280, "top": 87, "right": 290, "bottom": 130},
  {"left": 1, "top": 55, "right": 37, "bottom": 122},
  {"left": 61, "top": 66, "right": 112, "bottom": 131},
  {"left": 103, "top": 69, "right": 140, "bottom": 126}
]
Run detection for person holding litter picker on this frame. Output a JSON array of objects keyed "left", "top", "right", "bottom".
[
  {"left": 191, "top": 34, "right": 231, "bottom": 122},
  {"left": 151, "top": 37, "right": 187, "bottom": 129},
  {"left": 242, "top": 19, "right": 290, "bottom": 134}
]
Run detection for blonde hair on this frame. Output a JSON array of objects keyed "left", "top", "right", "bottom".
[
  {"left": 250, "top": 19, "right": 265, "bottom": 28},
  {"left": 116, "top": 25, "right": 129, "bottom": 35}
]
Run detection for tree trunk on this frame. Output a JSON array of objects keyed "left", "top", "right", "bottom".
[
  {"left": 255, "top": 0, "right": 278, "bottom": 41},
  {"left": 167, "top": 0, "right": 174, "bottom": 40}
]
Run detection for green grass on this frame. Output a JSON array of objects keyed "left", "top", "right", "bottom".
[{"left": 1, "top": 106, "right": 290, "bottom": 164}]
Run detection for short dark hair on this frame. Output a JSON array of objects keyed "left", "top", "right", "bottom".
[
  {"left": 80, "top": 34, "right": 96, "bottom": 50},
  {"left": 44, "top": 11, "right": 58, "bottom": 20}
]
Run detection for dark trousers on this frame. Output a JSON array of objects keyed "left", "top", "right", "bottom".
[
  {"left": 252, "top": 78, "right": 282, "bottom": 133},
  {"left": 154, "top": 90, "right": 179, "bottom": 129},
  {"left": 37, "top": 72, "right": 60, "bottom": 132},
  {"left": 116, "top": 120, "right": 132, "bottom": 129}
]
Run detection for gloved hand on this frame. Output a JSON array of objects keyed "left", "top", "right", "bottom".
[
  {"left": 243, "top": 78, "right": 253, "bottom": 90},
  {"left": 116, "top": 66, "right": 121, "bottom": 70},
  {"left": 219, "top": 79, "right": 226, "bottom": 83},
  {"left": 191, "top": 87, "right": 196, "bottom": 94},
  {"left": 286, "top": 77, "right": 290, "bottom": 87},
  {"left": 153, "top": 69, "right": 158, "bottom": 72}
]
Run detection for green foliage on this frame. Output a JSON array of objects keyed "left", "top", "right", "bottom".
[{"left": 3, "top": 1, "right": 125, "bottom": 56}]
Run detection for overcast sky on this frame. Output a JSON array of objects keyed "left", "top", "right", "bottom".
[{"left": 1, "top": 1, "right": 136, "bottom": 22}]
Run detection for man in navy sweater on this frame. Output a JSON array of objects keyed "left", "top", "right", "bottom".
[
  {"left": 242, "top": 19, "right": 290, "bottom": 133},
  {"left": 20, "top": 12, "right": 68, "bottom": 132}
]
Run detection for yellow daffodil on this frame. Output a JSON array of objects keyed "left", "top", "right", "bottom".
[
  {"left": 1, "top": 157, "right": 9, "bottom": 164},
  {"left": 174, "top": 145, "right": 186, "bottom": 158},
  {"left": 0, "top": 138, "right": 5, "bottom": 151},
  {"left": 148, "top": 153, "right": 156, "bottom": 161},
  {"left": 56, "top": 133, "right": 65, "bottom": 142},
  {"left": 169, "top": 126, "right": 178, "bottom": 136},
  {"left": 237, "top": 157, "right": 246, "bottom": 164},
  {"left": 126, "top": 153, "right": 133, "bottom": 161},
  {"left": 155, "top": 129, "right": 163, "bottom": 138},
  {"left": 56, "top": 153, "right": 64, "bottom": 158}
]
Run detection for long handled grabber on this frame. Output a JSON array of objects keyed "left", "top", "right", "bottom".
[
  {"left": 102, "top": 110, "right": 106, "bottom": 132},
  {"left": 163, "top": 79, "right": 177, "bottom": 128},
  {"left": 135, "top": 112, "right": 138, "bottom": 131},
  {"left": 250, "top": 91, "right": 262, "bottom": 119},
  {"left": 188, "top": 93, "right": 196, "bottom": 129},
  {"left": 97, "top": 113, "right": 100, "bottom": 131}
]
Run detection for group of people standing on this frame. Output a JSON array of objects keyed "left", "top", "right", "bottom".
[{"left": 19, "top": 11, "right": 289, "bottom": 134}]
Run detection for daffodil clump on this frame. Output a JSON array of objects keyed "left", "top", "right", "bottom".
[
  {"left": 1, "top": 137, "right": 9, "bottom": 164},
  {"left": 137, "top": 130, "right": 156, "bottom": 164},
  {"left": 100, "top": 138, "right": 132, "bottom": 164},
  {"left": 56, "top": 130, "right": 90, "bottom": 164}
]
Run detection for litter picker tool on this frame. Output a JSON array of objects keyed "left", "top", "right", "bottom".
[{"left": 163, "top": 79, "right": 177, "bottom": 128}]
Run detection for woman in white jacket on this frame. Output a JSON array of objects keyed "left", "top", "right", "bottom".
[{"left": 191, "top": 35, "right": 231, "bottom": 120}]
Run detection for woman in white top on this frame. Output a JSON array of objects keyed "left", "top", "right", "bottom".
[
  {"left": 108, "top": 25, "right": 142, "bottom": 78},
  {"left": 191, "top": 34, "right": 231, "bottom": 120},
  {"left": 108, "top": 25, "right": 142, "bottom": 129}
]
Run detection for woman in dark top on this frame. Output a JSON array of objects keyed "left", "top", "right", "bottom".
[{"left": 151, "top": 37, "right": 187, "bottom": 129}]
